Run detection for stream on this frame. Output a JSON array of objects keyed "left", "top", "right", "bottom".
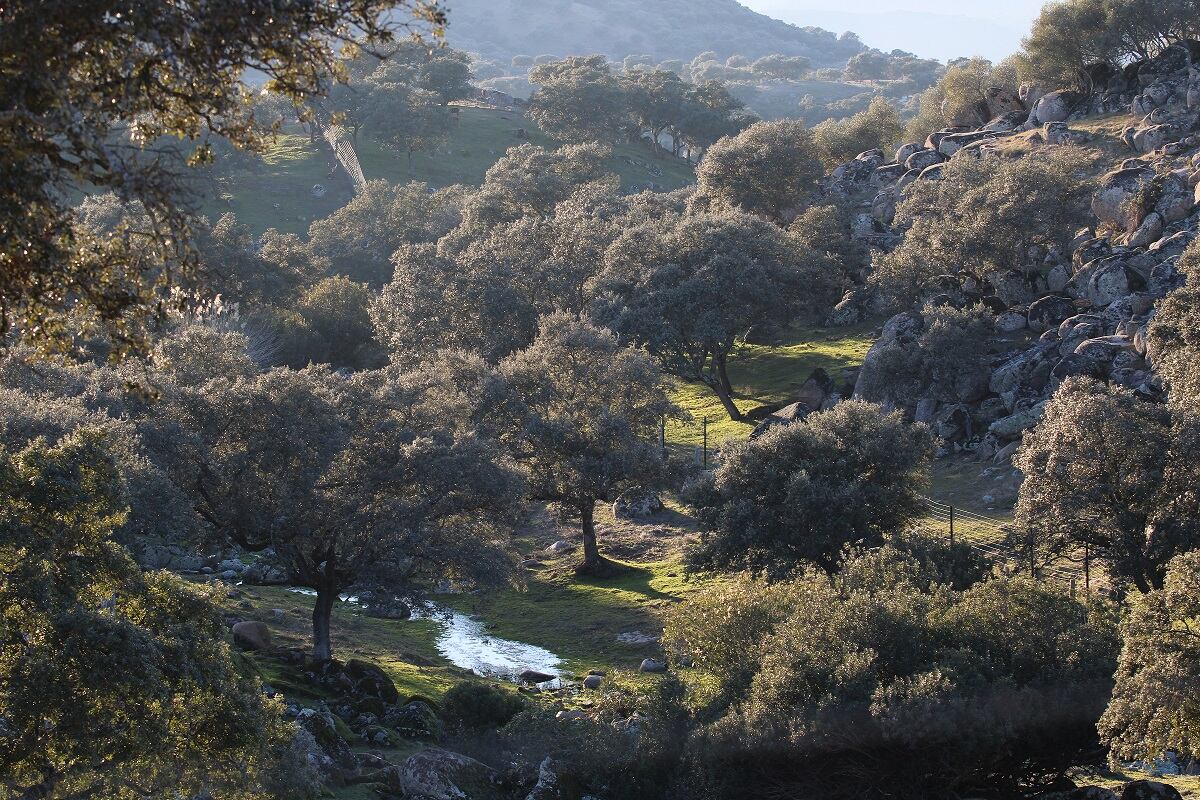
[{"left": 285, "top": 588, "right": 563, "bottom": 685}]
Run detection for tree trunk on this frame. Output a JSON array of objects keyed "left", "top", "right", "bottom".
[
  {"left": 312, "top": 583, "right": 337, "bottom": 662},
  {"left": 575, "top": 501, "right": 617, "bottom": 577},
  {"left": 709, "top": 354, "right": 742, "bottom": 421}
]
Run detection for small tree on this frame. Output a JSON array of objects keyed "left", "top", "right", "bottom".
[
  {"left": 1015, "top": 378, "right": 1200, "bottom": 593},
  {"left": 160, "top": 364, "right": 522, "bottom": 660},
  {"left": 597, "top": 210, "right": 839, "bottom": 421},
  {"left": 812, "top": 96, "right": 903, "bottom": 168},
  {"left": 500, "top": 312, "right": 674, "bottom": 576},
  {"left": 0, "top": 431, "right": 305, "bottom": 799},
  {"left": 1100, "top": 550, "right": 1200, "bottom": 765},
  {"left": 695, "top": 119, "right": 824, "bottom": 221},
  {"left": 872, "top": 148, "right": 1094, "bottom": 310},
  {"left": 619, "top": 68, "right": 686, "bottom": 156},
  {"left": 685, "top": 400, "right": 934, "bottom": 577},
  {"left": 528, "top": 56, "right": 628, "bottom": 144}
]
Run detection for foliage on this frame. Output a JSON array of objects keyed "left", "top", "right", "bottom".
[
  {"left": 695, "top": 120, "right": 824, "bottom": 221},
  {"left": 666, "top": 547, "right": 1118, "bottom": 800},
  {"left": 1146, "top": 239, "right": 1200, "bottom": 404},
  {"left": 1022, "top": 0, "right": 1200, "bottom": 88},
  {"left": 0, "top": 0, "right": 444, "bottom": 353},
  {"left": 1100, "top": 550, "right": 1200, "bottom": 764},
  {"left": 597, "top": 210, "right": 839, "bottom": 421},
  {"left": 529, "top": 56, "right": 628, "bottom": 144},
  {"left": 812, "top": 96, "right": 903, "bottom": 168},
  {"left": 156, "top": 360, "right": 523, "bottom": 659},
  {"left": 1015, "top": 378, "right": 1200, "bottom": 593},
  {"left": 685, "top": 400, "right": 934, "bottom": 577},
  {"left": 442, "top": 682, "right": 527, "bottom": 730},
  {"left": 787, "top": 204, "right": 868, "bottom": 279},
  {"left": 307, "top": 180, "right": 465, "bottom": 285},
  {"left": 499, "top": 312, "right": 674, "bottom": 573},
  {"left": 872, "top": 149, "right": 1094, "bottom": 309},
  {"left": 0, "top": 431, "right": 309, "bottom": 799}
]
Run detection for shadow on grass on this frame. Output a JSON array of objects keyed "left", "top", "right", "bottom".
[{"left": 571, "top": 561, "right": 683, "bottom": 604}]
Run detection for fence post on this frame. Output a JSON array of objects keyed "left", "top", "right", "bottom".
[{"left": 949, "top": 505, "right": 955, "bottom": 546}]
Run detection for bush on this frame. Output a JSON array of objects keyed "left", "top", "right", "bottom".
[
  {"left": 666, "top": 548, "right": 1118, "bottom": 800},
  {"left": 441, "top": 682, "right": 527, "bottom": 731},
  {"left": 812, "top": 96, "right": 903, "bottom": 168}
]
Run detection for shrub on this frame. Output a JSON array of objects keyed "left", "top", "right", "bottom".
[{"left": 441, "top": 682, "right": 527, "bottom": 730}]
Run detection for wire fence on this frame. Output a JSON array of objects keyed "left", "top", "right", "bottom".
[{"left": 914, "top": 495, "right": 1096, "bottom": 595}]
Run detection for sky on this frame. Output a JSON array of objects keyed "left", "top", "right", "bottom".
[{"left": 742, "top": 0, "right": 1050, "bottom": 62}]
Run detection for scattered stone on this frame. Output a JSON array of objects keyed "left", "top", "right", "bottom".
[
  {"left": 1120, "top": 780, "right": 1183, "bottom": 800},
  {"left": 616, "top": 631, "right": 660, "bottom": 646},
  {"left": 612, "top": 487, "right": 664, "bottom": 519},
  {"left": 546, "top": 540, "right": 575, "bottom": 554},
  {"left": 583, "top": 674, "right": 603, "bottom": 689},
  {"left": 382, "top": 748, "right": 498, "bottom": 800},
  {"left": 231, "top": 620, "right": 271, "bottom": 651},
  {"left": 518, "top": 669, "right": 557, "bottom": 684},
  {"left": 638, "top": 658, "right": 667, "bottom": 674}
]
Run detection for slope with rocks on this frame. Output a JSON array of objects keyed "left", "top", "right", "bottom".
[{"left": 814, "top": 42, "right": 1200, "bottom": 473}]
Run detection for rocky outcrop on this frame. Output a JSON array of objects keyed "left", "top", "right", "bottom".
[{"left": 382, "top": 749, "right": 501, "bottom": 800}]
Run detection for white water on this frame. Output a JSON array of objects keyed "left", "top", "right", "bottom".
[{"left": 284, "top": 588, "right": 562, "bottom": 684}]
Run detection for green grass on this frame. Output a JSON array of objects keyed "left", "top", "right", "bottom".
[
  {"left": 224, "top": 584, "right": 467, "bottom": 701},
  {"left": 203, "top": 105, "right": 695, "bottom": 234},
  {"left": 666, "top": 319, "right": 879, "bottom": 449},
  {"left": 441, "top": 556, "right": 707, "bottom": 677}
]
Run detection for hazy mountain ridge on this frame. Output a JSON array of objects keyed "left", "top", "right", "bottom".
[{"left": 439, "top": 0, "right": 865, "bottom": 64}]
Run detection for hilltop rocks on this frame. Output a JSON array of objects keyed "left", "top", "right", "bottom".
[
  {"left": 853, "top": 311, "right": 924, "bottom": 406},
  {"left": 1028, "top": 295, "right": 1077, "bottom": 332},
  {"left": 1093, "top": 165, "right": 1157, "bottom": 231}
]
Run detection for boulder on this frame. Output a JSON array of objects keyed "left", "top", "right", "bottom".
[
  {"left": 982, "top": 110, "right": 1029, "bottom": 132},
  {"left": 242, "top": 560, "right": 288, "bottom": 585},
  {"left": 518, "top": 669, "right": 557, "bottom": 684},
  {"left": 895, "top": 142, "right": 923, "bottom": 164},
  {"left": 937, "top": 130, "right": 997, "bottom": 157},
  {"left": 1138, "top": 42, "right": 1195, "bottom": 86},
  {"left": 583, "top": 674, "right": 603, "bottom": 690},
  {"left": 546, "top": 540, "right": 575, "bottom": 554},
  {"left": 1046, "top": 263, "right": 1072, "bottom": 292},
  {"left": 854, "top": 312, "right": 925, "bottom": 404},
  {"left": 984, "top": 86, "right": 1026, "bottom": 118},
  {"left": 989, "top": 402, "right": 1047, "bottom": 440},
  {"left": 344, "top": 658, "right": 400, "bottom": 704},
  {"left": 384, "top": 701, "right": 441, "bottom": 739},
  {"left": 1125, "top": 211, "right": 1164, "bottom": 248},
  {"left": 995, "top": 310, "right": 1027, "bottom": 333},
  {"left": 918, "top": 162, "right": 945, "bottom": 182},
  {"left": 1092, "top": 166, "right": 1157, "bottom": 231},
  {"left": 231, "top": 620, "right": 271, "bottom": 651},
  {"left": 638, "top": 658, "right": 668, "bottom": 673},
  {"left": 612, "top": 487, "right": 663, "bottom": 520},
  {"left": 1154, "top": 172, "right": 1195, "bottom": 223},
  {"left": 1043, "top": 121, "right": 1081, "bottom": 144},
  {"left": 296, "top": 707, "right": 358, "bottom": 774},
  {"left": 1030, "top": 90, "right": 1082, "bottom": 124},
  {"left": 525, "top": 757, "right": 561, "bottom": 800},
  {"left": 383, "top": 749, "right": 499, "bottom": 800},
  {"left": 1121, "top": 780, "right": 1184, "bottom": 800},
  {"left": 1065, "top": 787, "right": 1119, "bottom": 800},
  {"left": 1028, "top": 295, "right": 1077, "bottom": 332}
]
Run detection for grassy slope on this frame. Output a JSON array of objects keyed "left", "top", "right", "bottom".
[
  {"left": 204, "top": 105, "right": 695, "bottom": 234},
  {"left": 667, "top": 319, "right": 879, "bottom": 450}
]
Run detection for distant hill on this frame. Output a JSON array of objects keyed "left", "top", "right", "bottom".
[{"left": 438, "top": 0, "right": 865, "bottom": 65}]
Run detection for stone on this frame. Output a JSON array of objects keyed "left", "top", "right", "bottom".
[
  {"left": 344, "top": 658, "right": 400, "bottom": 704},
  {"left": 995, "top": 310, "right": 1027, "bottom": 333},
  {"left": 1154, "top": 173, "right": 1195, "bottom": 223},
  {"left": 1028, "top": 295, "right": 1077, "bottom": 332},
  {"left": 583, "top": 674, "right": 603, "bottom": 689},
  {"left": 914, "top": 397, "right": 939, "bottom": 425},
  {"left": 1066, "top": 787, "right": 1119, "bottom": 800},
  {"left": 518, "top": 669, "right": 556, "bottom": 684},
  {"left": 231, "top": 620, "right": 271, "bottom": 651},
  {"left": 1043, "top": 121, "right": 1074, "bottom": 144},
  {"left": 918, "top": 162, "right": 945, "bottom": 182},
  {"left": 616, "top": 631, "right": 660, "bottom": 645},
  {"left": 1046, "top": 263, "right": 1072, "bottom": 292},
  {"left": 310, "top": 183, "right": 327, "bottom": 198},
  {"left": 525, "top": 757, "right": 561, "bottom": 800},
  {"left": 384, "top": 700, "right": 441, "bottom": 739},
  {"left": 989, "top": 402, "right": 1047, "bottom": 440},
  {"left": 895, "top": 142, "right": 923, "bottom": 164},
  {"left": 612, "top": 487, "right": 663, "bottom": 519},
  {"left": 853, "top": 311, "right": 925, "bottom": 405},
  {"left": 1120, "top": 780, "right": 1184, "bottom": 800},
  {"left": 1092, "top": 166, "right": 1157, "bottom": 231},
  {"left": 546, "top": 540, "right": 575, "bottom": 554},
  {"left": 242, "top": 561, "right": 288, "bottom": 585},
  {"left": 383, "top": 748, "right": 498, "bottom": 800},
  {"left": 1030, "top": 90, "right": 1082, "bottom": 124},
  {"left": 638, "top": 658, "right": 667, "bottom": 673},
  {"left": 1126, "top": 211, "right": 1164, "bottom": 248},
  {"left": 937, "top": 130, "right": 997, "bottom": 157}
]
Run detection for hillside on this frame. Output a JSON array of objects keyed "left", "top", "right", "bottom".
[
  {"left": 437, "top": 0, "right": 864, "bottom": 64},
  {"left": 202, "top": 105, "right": 695, "bottom": 234}
]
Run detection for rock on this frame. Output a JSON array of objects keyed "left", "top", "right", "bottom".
[
  {"left": 231, "top": 620, "right": 271, "bottom": 651},
  {"left": 555, "top": 710, "right": 586, "bottom": 721},
  {"left": 384, "top": 700, "right": 441, "bottom": 739},
  {"left": 937, "top": 130, "right": 997, "bottom": 157},
  {"left": 525, "top": 757, "right": 561, "bottom": 800},
  {"left": 1030, "top": 90, "right": 1082, "bottom": 124},
  {"left": 612, "top": 487, "right": 663, "bottom": 520},
  {"left": 1138, "top": 42, "right": 1195, "bottom": 86},
  {"left": 583, "top": 674, "right": 603, "bottom": 689},
  {"left": 310, "top": 183, "right": 327, "bottom": 198},
  {"left": 518, "top": 669, "right": 557, "bottom": 684},
  {"left": 1028, "top": 295, "right": 1077, "bottom": 332},
  {"left": 918, "top": 162, "right": 945, "bottom": 182},
  {"left": 616, "top": 631, "right": 660, "bottom": 645},
  {"left": 854, "top": 311, "right": 925, "bottom": 404},
  {"left": 638, "top": 658, "right": 667, "bottom": 673},
  {"left": 934, "top": 404, "right": 972, "bottom": 441},
  {"left": 242, "top": 561, "right": 288, "bottom": 585},
  {"left": 989, "top": 402, "right": 1047, "bottom": 440},
  {"left": 296, "top": 707, "right": 358, "bottom": 774},
  {"left": 1154, "top": 172, "right": 1195, "bottom": 223},
  {"left": 344, "top": 659, "right": 400, "bottom": 704},
  {"left": 546, "top": 540, "right": 575, "bottom": 554},
  {"left": 1092, "top": 166, "right": 1157, "bottom": 231},
  {"left": 1066, "top": 787, "right": 1119, "bottom": 800},
  {"left": 895, "top": 142, "right": 923, "bottom": 164},
  {"left": 1126, "top": 211, "right": 1164, "bottom": 248},
  {"left": 1132, "top": 123, "right": 1178, "bottom": 153},
  {"left": 1120, "top": 780, "right": 1183, "bottom": 800},
  {"left": 1046, "top": 263, "right": 1072, "bottom": 292},
  {"left": 995, "top": 310, "right": 1028, "bottom": 333},
  {"left": 383, "top": 748, "right": 499, "bottom": 800},
  {"left": 1043, "top": 121, "right": 1076, "bottom": 144},
  {"left": 914, "top": 397, "right": 939, "bottom": 425}
]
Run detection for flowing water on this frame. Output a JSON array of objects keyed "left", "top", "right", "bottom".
[{"left": 285, "top": 588, "right": 563, "bottom": 684}]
